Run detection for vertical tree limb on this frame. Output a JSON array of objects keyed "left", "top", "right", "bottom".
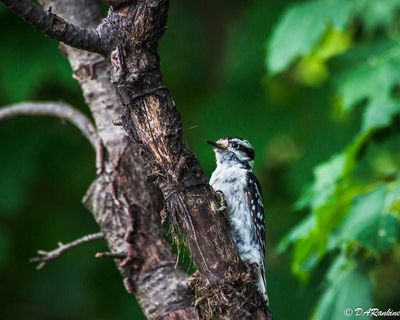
[
  {"left": 2, "top": 0, "right": 272, "bottom": 318},
  {"left": 36, "top": 0, "right": 199, "bottom": 319},
  {"left": 105, "top": 1, "right": 269, "bottom": 318}
]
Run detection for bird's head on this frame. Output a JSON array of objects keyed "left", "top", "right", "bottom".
[{"left": 207, "top": 137, "right": 255, "bottom": 167}]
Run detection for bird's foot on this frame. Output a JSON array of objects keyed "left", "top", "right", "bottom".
[{"left": 215, "top": 190, "right": 227, "bottom": 213}]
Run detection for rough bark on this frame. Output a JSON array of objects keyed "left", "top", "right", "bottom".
[
  {"left": 37, "top": 0, "right": 199, "bottom": 319},
  {"left": 104, "top": 1, "right": 268, "bottom": 318},
  {"left": 1, "top": 0, "right": 272, "bottom": 318}
]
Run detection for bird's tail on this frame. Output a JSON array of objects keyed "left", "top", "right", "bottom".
[{"left": 257, "top": 264, "right": 269, "bottom": 305}]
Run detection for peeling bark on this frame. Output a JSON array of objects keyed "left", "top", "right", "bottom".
[
  {"left": 1, "top": 0, "right": 272, "bottom": 318},
  {"left": 37, "top": 0, "right": 199, "bottom": 319},
  {"left": 102, "top": 1, "right": 268, "bottom": 318}
]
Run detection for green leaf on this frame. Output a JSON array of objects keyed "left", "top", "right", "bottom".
[
  {"left": 277, "top": 214, "right": 316, "bottom": 253},
  {"left": 313, "top": 256, "right": 373, "bottom": 320},
  {"left": 336, "top": 42, "right": 400, "bottom": 132},
  {"left": 267, "top": 0, "right": 352, "bottom": 74},
  {"left": 292, "top": 28, "right": 352, "bottom": 86},
  {"left": 286, "top": 120, "right": 397, "bottom": 278},
  {"left": 337, "top": 186, "right": 400, "bottom": 253},
  {"left": 338, "top": 49, "right": 400, "bottom": 111},
  {"left": 311, "top": 154, "right": 346, "bottom": 209},
  {"left": 354, "top": 0, "right": 400, "bottom": 32},
  {"left": 362, "top": 95, "right": 400, "bottom": 132},
  {"left": 288, "top": 184, "right": 364, "bottom": 279},
  {"left": 310, "top": 146, "right": 364, "bottom": 211},
  {"left": 386, "top": 181, "right": 400, "bottom": 217},
  {"left": 288, "top": 147, "right": 371, "bottom": 277}
]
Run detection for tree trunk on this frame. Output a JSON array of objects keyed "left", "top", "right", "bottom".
[
  {"left": 38, "top": 0, "right": 199, "bottom": 318},
  {"left": 0, "top": 0, "right": 272, "bottom": 318}
]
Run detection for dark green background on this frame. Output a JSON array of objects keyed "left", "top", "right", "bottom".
[{"left": 1, "top": 1, "right": 396, "bottom": 319}]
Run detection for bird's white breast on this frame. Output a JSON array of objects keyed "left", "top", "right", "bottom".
[{"left": 210, "top": 163, "right": 261, "bottom": 265}]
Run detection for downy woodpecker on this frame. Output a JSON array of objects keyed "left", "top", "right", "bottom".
[{"left": 207, "top": 137, "right": 268, "bottom": 304}]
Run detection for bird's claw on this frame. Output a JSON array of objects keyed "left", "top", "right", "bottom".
[{"left": 215, "top": 190, "right": 227, "bottom": 213}]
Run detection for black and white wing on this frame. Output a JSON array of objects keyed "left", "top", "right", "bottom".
[
  {"left": 245, "top": 172, "right": 265, "bottom": 260},
  {"left": 244, "top": 171, "right": 266, "bottom": 287}
]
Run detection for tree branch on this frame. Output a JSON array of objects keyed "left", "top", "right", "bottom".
[
  {"left": 35, "top": 1, "right": 199, "bottom": 319},
  {"left": 3, "top": 0, "right": 271, "bottom": 318},
  {"left": 30, "top": 232, "right": 104, "bottom": 270},
  {"left": 0, "top": 101, "right": 100, "bottom": 150},
  {"left": 103, "top": 1, "right": 269, "bottom": 318},
  {"left": 0, "top": 0, "right": 111, "bottom": 55}
]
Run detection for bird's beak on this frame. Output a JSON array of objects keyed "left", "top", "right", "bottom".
[{"left": 206, "top": 140, "right": 227, "bottom": 150}]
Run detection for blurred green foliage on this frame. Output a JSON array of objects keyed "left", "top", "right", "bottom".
[
  {"left": 0, "top": 0, "right": 399, "bottom": 319},
  {"left": 268, "top": 0, "right": 400, "bottom": 318}
]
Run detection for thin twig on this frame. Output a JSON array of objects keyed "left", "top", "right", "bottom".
[
  {"left": 0, "top": 0, "right": 111, "bottom": 55},
  {"left": 30, "top": 232, "right": 104, "bottom": 270},
  {"left": 0, "top": 102, "right": 103, "bottom": 168}
]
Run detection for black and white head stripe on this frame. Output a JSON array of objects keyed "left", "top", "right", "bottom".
[{"left": 225, "top": 137, "right": 255, "bottom": 160}]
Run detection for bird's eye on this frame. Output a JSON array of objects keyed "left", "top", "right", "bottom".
[{"left": 230, "top": 142, "right": 239, "bottom": 149}]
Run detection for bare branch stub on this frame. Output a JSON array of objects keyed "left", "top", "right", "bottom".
[
  {"left": 30, "top": 232, "right": 104, "bottom": 270},
  {"left": 0, "top": 0, "right": 112, "bottom": 55},
  {"left": 95, "top": 251, "right": 127, "bottom": 259}
]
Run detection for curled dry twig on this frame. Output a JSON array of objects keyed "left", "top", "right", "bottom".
[{"left": 0, "top": 102, "right": 104, "bottom": 171}]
